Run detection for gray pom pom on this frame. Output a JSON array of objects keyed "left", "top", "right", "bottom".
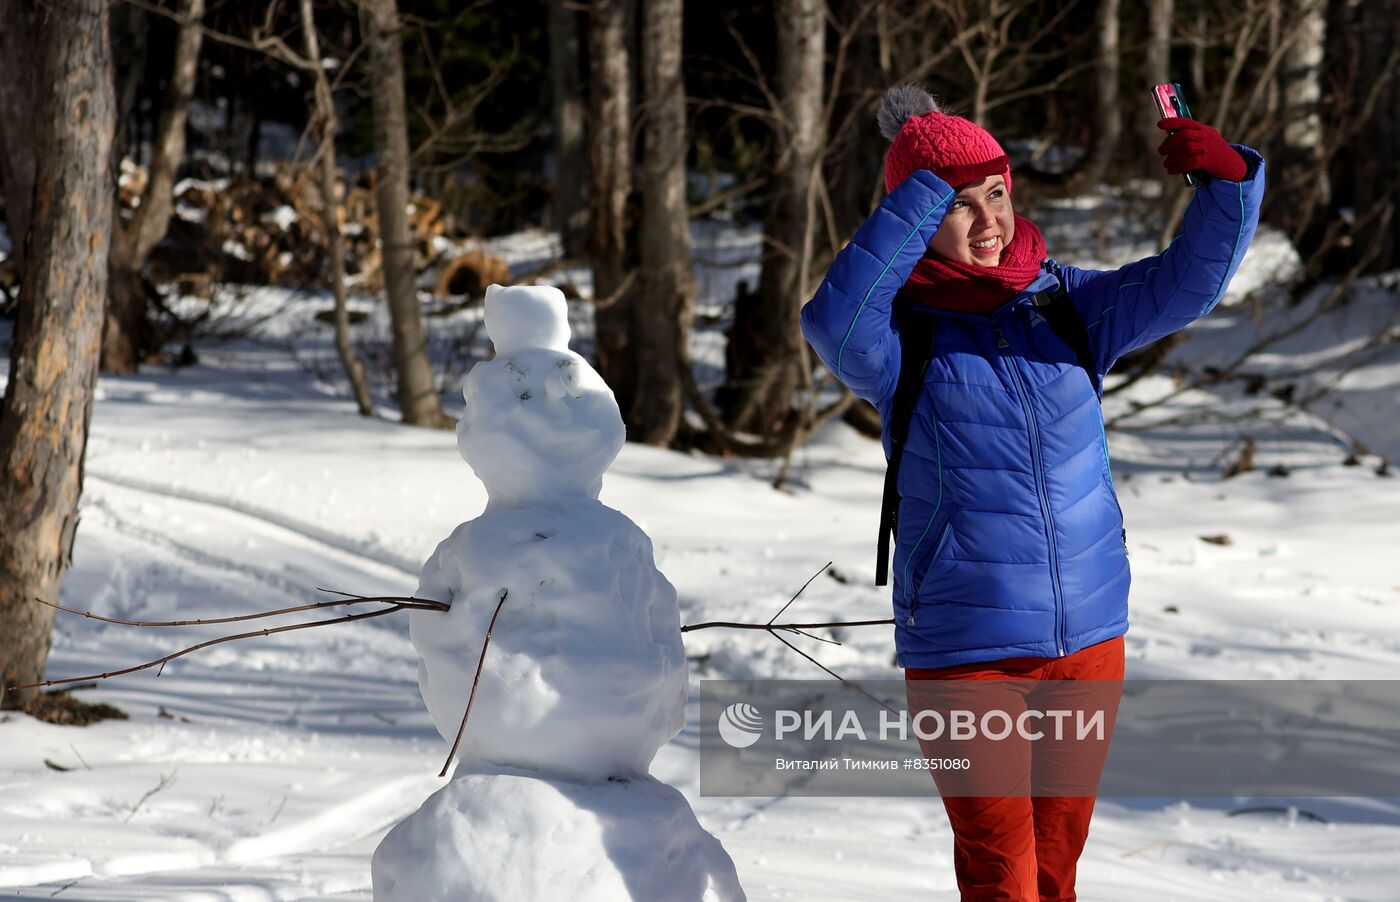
[{"left": 877, "top": 84, "right": 940, "bottom": 140}]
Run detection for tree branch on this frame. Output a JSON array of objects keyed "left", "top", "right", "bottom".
[
  {"left": 5, "top": 604, "right": 429, "bottom": 693},
  {"left": 439, "top": 588, "right": 508, "bottom": 777},
  {"left": 30, "top": 593, "right": 448, "bottom": 628}
]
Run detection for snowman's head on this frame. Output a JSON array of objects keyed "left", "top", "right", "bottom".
[{"left": 457, "top": 284, "right": 625, "bottom": 507}]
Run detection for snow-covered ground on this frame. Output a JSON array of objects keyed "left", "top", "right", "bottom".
[{"left": 2, "top": 214, "right": 1400, "bottom": 900}]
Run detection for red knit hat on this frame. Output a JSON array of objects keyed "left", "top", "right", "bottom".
[{"left": 879, "top": 84, "right": 1011, "bottom": 194}]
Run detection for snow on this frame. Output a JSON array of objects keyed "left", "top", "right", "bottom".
[
  {"left": 372, "top": 774, "right": 745, "bottom": 902},
  {"left": 410, "top": 499, "right": 686, "bottom": 780},
  {"left": 262, "top": 205, "right": 300, "bottom": 233},
  {"left": 220, "top": 239, "right": 253, "bottom": 262},
  {"left": 457, "top": 286, "right": 623, "bottom": 508},
  {"left": 481, "top": 282, "right": 572, "bottom": 356},
  {"left": 173, "top": 177, "right": 232, "bottom": 197},
  {"left": 0, "top": 211, "right": 1399, "bottom": 898},
  {"left": 174, "top": 202, "right": 207, "bottom": 224}
]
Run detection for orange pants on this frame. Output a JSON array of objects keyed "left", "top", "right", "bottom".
[{"left": 905, "top": 636, "right": 1125, "bottom": 902}]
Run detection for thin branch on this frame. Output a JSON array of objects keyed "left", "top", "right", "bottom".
[
  {"left": 720, "top": 12, "right": 782, "bottom": 133},
  {"left": 683, "top": 566, "right": 898, "bottom": 712},
  {"left": 325, "top": 40, "right": 367, "bottom": 96},
  {"left": 767, "top": 561, "right": 832, "bottom": 624},
  {"left": 439, "top": 588, "right": 509, "bottom": 777},
  {"left": 120, "top": 0, "right": 318, "bottom": 72},
  {"left": 785, "top": 627, "right": 842, "bottom": 646},
  {"left": 591, "top": 269, "right": 638, "bottom": 310},
  {"left": 317, "top": 587, "right": 445, "bottom": 606},
  {"left": 688, "top": 174, "right": 767, "bottom": 220},
  {"left": 6, "top": 605, "right": 418, "bottom": 693},
  {"left": 417, "top": 24, "right": 454, "bottom": 115},
  {"left": 30, "top": 594, "right": 448, "bottom": 628},
  {"left": 770, "top": 629, "right": 900, "bottom": 716},
  {"left": 682, "top": 617, "right": 895, "bottom": 633},
  {"left": 675, "top": 307, "right": 855, "bottom": 457},
  {"left": 125, "top": 771, "right": 178, "bottom": 823},
  {"left": 1110, "top": 195, "right": 1396, "bottom": 429}
]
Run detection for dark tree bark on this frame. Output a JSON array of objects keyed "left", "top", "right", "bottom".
[
  {"left": 362, "top": 0, "right": 450, "bottom": 428},
  {"left": 1139, "top": 0, "right": 1173, "bottom": 164},
  {"left": 110, "top": 1, "right": 150, "bottom": 162},
  {"left": 829, "top": 0, "right": 884, "bottom": 241},
  {"left": 0, "top": 3, "right": 37, "bottom": 285},
  {"left": 587, "top": 0, "right": 636, "bottom": 413},
  {"left": 548, "top": 0, "right": 590, "bottom": 258},
  {"left": 301, "top": 0, "right": 375, "bottom": 418},
  {"left": 721, "top": 0, "right": 825, "bottom": 435},
  {"left": 1353, "top": 0, "right": 1400, "bottom": 269},
  {"left": 1188, "top": 6, "right": 1207, "bottom": 104},
  {"left": 102, "top": 0, "right": 205, "bottom": 373},
  {"left": 0, "top": 0, "right": 115, "bottom": 708},
  {"left": 1082, "top": 0, "right": 1121, "bottom": 185},
  {"left": 1275, "top": 0, "right": 1328, "bottom": 242},
  {"left": 632, "top": 0, "right": 692, "bottom": 446}
]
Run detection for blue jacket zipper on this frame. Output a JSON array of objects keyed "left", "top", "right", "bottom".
[
  {"left": 906, "top": 518, "right": 953, "bottom": 627},
  {"left": 995, "top": 321, "right": 1068, "bottom": 656}
]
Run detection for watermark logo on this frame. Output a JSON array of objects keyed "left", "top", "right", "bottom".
[{"left": 717, "top": 702, "right": 764, "bottom": 749}]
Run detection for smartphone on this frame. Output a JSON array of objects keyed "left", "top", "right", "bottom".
[{"left": 1152, "top": 82, "right": 1202, "bottom": 187}]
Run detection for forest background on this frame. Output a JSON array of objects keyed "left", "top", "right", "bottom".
[{"left": 1, "top": 0, "right": 1398, "bottom": 708}]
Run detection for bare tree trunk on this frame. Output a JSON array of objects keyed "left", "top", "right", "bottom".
[
  {"left": 109, "top": 1, "right": 149, "bottom": 164},
  {"left": 1275, "top": 0, "right": 1328, "bottom": 241},
  {"left": 1354, "top": 0, "right": 1400, "bottom": 269},
  {"left": 0, "top": 0, "right": 115, "bottom": 708},
  {"left": 102, "top": 0, "right": 205, "bottom": 373},
  {"left": 0, "top": 3, "right": 37, "bottom": 285},
  {"left": 548, "top": 0, "right": 590, "bottom": 258},
  {"left": 1188, "top": 7, "right": 1206, "bottom": 102},
  {"left": 632, "top": 0, "right": 692, "bottom": 446},
  {"left": 301, "top": 0, "right": 375, "bottom": 417},
  {"left": 830, "top": 0, "right": 884, "bottom": 240},
  {"left": 721, "top": 0, "right": 825, "bottom": 435},
  {"left": 588, "top": 0, "right": 635, "bottom": 414},
  {"left": 362, "top": 0, "right": 449, "bottom": 428},
  {"left": 1082, "top": 0, "right": 1121, "bottom": 184},
  {"left": 1140, "top": 0, "right": 1173, "bottom": 162}
]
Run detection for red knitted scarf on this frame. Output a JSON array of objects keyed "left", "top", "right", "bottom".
[{"left": 900, "top": 215, "right": 1047, "bottom": 312}]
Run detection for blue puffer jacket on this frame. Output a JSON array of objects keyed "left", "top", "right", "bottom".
[{"left": 802, "top": 149, "right": 1265, "bottom": 669}]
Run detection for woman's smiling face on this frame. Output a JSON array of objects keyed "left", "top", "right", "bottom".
[{"left": 928, "top": 175, "right": 1015, "bottom": 266}]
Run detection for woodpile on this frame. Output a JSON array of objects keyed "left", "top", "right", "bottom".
[
  {"left": 433, "top": 249, "right": 510, "bottom": 300},
  {"left": 141, "top": 161, "right": 508, "bottom": 300}
]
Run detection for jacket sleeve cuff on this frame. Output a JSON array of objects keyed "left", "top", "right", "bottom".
[{"left": 1228, "top": 144, "right": 1264, "bottom": 183}]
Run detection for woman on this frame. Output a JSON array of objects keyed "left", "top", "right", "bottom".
[{"left": 800, "top": 84, "right": 1264, "bottom": 901}]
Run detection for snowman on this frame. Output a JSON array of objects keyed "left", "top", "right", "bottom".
[{"left": 371, "top": 284, "right": 746, "bottom": 902}]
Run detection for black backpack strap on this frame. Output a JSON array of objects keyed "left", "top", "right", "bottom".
[
  {"left": 1032, "top": 288, "right": 1100, "bottom": 399},
  {"left": 876, "top": 304, "right": 936, "bottom": 587}
]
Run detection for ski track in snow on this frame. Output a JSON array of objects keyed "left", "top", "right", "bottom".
[
  {"left": 80, "top": 477, "right": 416, "bottom": 623},
  {"left": 86, "top": 468, "right": 423, "bottom": 580},
  {"left": 2, "top": 485, "right": 445, "bottom": 896},
  {"left": 0, "top": 766, "right": 440, "bottom": 897}
]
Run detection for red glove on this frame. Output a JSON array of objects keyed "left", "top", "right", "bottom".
[{"left": 1156, "top": 117, "right": 1248, "bottom": 182}]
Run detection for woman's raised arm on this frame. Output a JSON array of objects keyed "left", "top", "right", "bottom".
[
  {"left": 1058, "top": 129, "right": 1266, "bottom": 377},
  {"left": 801, "top": 169, "right": 955, "bottom": 409}
]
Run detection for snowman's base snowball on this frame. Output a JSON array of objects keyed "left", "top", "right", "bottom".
[{"left": 372, "top": 772, "right": 746, "bottom": 902}]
